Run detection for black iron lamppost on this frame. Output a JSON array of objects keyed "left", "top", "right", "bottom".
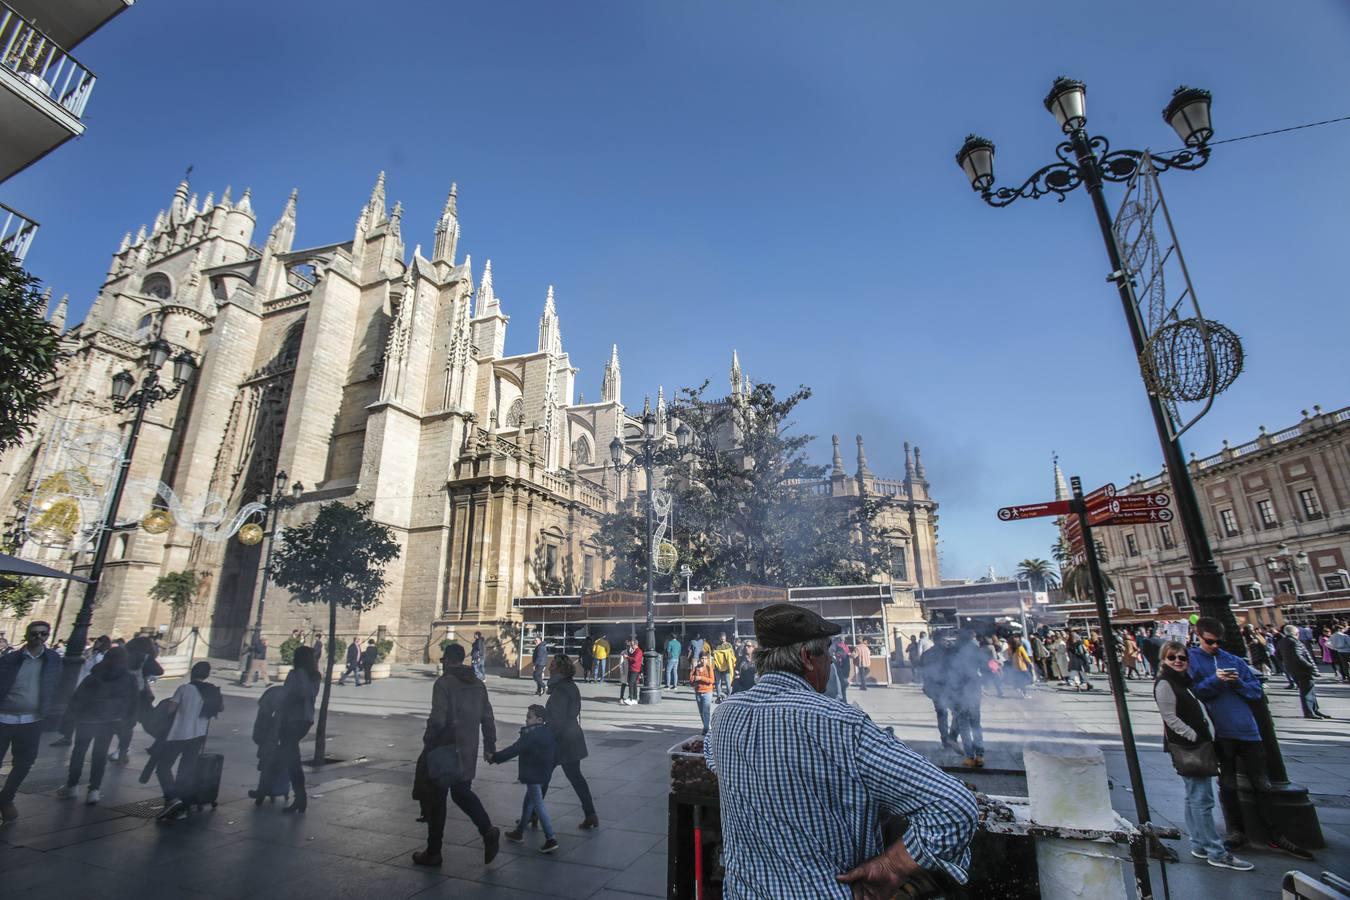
[
  {"left": 959, "top": 80, "right": 1322, "bottom": 848},
  {"left": 59, "top": 338, "right": 197, "bottom": 697},
  {"left": 609, "top": 413, "right": 692, "bottom": 705},
  {"left": 1267, "top": 543, "right": 1311, "bottom": 622},
  {"left": 246, "top": 470, "right": 305, "bottom": 646}
]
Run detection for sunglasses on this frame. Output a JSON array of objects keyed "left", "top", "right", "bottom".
[
  {"left": 1164, "top": 654, "right": 1187, "bottom": 662},
  {"left": 1199, "top": 636, "right": 1220, "bottom": 646},
  {"left": 29, "top": 630, "right": 50, "bottom": 638}
]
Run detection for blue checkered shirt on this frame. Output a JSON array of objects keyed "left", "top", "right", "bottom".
[{"left": 705, "top": 672, "right": 977, "bottom": 898}]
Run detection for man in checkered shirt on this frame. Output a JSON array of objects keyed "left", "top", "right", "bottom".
[{"left": 705, "top": 604, "right": 978, "bottom": 898}]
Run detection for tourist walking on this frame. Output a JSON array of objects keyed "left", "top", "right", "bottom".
[
  {"left": 1050, "top": 632, "right": 1069, "bottom": 681},
  {"left": 1066, "top": 631, "right": 1091, "bottom": 690},
  {"left": 471, "top": 631, "right": 486, "bottom": 680},
  {"left": 56, "top": 644, "right": 138, "bottom": 806},
  {"left": 0, "top": 621, "right": 63, "bottom": 822},
  {"left": 1121, "top": 632, "right": 1141, "bottom": 680},
  {"left": 853, "top": 638, "right": 872, "bottom": 691},
  {"left": 1243, "top": 625, "right": 1273, "bottom": 677},
  {"left": 1005, "top": 634, "right": 1033, "bottom": 696},
  {"left": 412, "top": 643, "right": 500, "bottom": 867},
  {"left": 542, "top": 655, "right": 598, "bottom": 829},
  {"left": 255, "top": 645, "right": 319, "bottom": 814},
  {"left": 664, "top": 634, "right": 682, "bottom": 688},
  {"left": 154, "top": 661, "right": 224, "bottom": 820},
  {"left": 732, "top": 642, "right": 757, "bottom": 693},
  {"left": 531, "top": 637, "right": 549, "bottom": 696},
  {"left": 590, "top": 634, "right": 610, "bottom": 683},
  {"left": 618, "top": 637, "right": 643, "bottom": 705},
  {"left": 950, "top": 630, "right": 986, "bottom": 768},
  {"left": 311, "top": 632, "right": 323, "bottom": 665},
  {"left": 712, "top": 634, "right": 735, "bottom": 698},
  {"left": 1189, "top": 618, "right": 1313, "bottom": 859},
  {"left": 359, "top": 638, "right": 378, "bottom": 685},
  {"left": 1030, "top": 633, "right": 1050, "bottom": 681},
  {"left": 492, "top": 704, "right": 560, "bottom": 853},
  {"left": 240, "top": 633, "right": 268, "bottom": 686},
  {"left": 920, "top": 635, "right": 960, "bottom": 748},
  {"left": 906, "top": 636, "right": 922, "bottom": 684},
  {"left": 109, "top": 635, "right": 163, "bottom": 766},
  {"left": 52, "top": 634, "right": 111, "bottom": 748},
  {"left": 830, "top": 636, "right": 851, "bottom": 704},
  {"left": 1153, "top": 640, "right": 1253, "bottom": 870},
  {"left": 1278, "top": 625, "right": 1328, "bottom": 719},
  {"left": 690, "top": 652, "right": 716, "bottom": 732},
  {"left": 1329, "top": 623, "right": 1350, "bottom": 683},
  {"left": 337, "top": 636, "right": 362, "bottom": 685},
  {"left": 704, "top": 604, "right": 977, "bottom": 896}
]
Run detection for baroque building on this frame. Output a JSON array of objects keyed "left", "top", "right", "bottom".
[{"left": 0, "top": 175, "right": 939, "bottom": 663}]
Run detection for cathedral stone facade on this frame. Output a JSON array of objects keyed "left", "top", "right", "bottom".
[{"left": 1, "top": 175, "right": 939, "bottom": 664}]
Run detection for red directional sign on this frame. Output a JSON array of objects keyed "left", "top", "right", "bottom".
[
  {"left": 1096, "top": 507, "right": 1174, "bottom": 526},
  {"left": 997, "top": 500, "right": 1073, "bottom": 521},
  {"left": 1089, "top": 494, "right": 1172, "bottom": 525},
  {"left": 1084, "top": 482, "right": 1117, "bottom": 505}
]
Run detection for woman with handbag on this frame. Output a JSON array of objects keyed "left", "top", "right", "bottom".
[{"left": 1154, "top": 640, "right": 1253, "bottom": 871}]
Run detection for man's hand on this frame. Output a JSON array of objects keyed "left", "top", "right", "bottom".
[
  {"left": 1217, "top": 669, "right": 1239, "bottom": 683},
  {"left": 837, "top": 837, "right": 923, "bottom": 899}
]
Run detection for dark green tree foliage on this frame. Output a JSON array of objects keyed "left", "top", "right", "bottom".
[
  {"left": 598, "top": 382, "right": 898, "bottom": 590},
  {"left": 0, "top": 249, "right": 62, "bottom": 452},
  {"left": 148, "top": 569, "right": 199, "bottom": 625},
  {"left": 0, "top": 575, "right": 45, "bottom": 618},
  {"left": 269, "top": 501, "right": 400, "bottom": 764},
  {"left": 1016, "top": 558, "right": 1059, "bottom": 591}
]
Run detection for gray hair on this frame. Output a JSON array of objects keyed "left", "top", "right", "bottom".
[
  {"left": 1283, "top": 625, "right": 1299, "bottom": 637},
  {"left": 755, "top": 636, "right": 832, "bottom": 677}
]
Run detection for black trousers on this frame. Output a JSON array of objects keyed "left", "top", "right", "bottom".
[
  {"left": 426, "top": 780, "right": 492, "bottom": 850},
  {"left": 543, "top": 760, "right": 596, "bottom": 818},
  {"left": 0, "top": 720, "right": 43, "bottom": 804},
  {"left": 67, "top": 722, "right": 118, "bottom": 790},
  {"left": 362, "top": 664, "right": 374, "bottom": 684},
  {"left": 1214, "top": 737, "right": 1277, "bottom": 838},
  {"left": 619, "top": 670, "right": 638, "bottom": 701},
  {"left": 259, "top": 722, "right": 309, "bottom": 798},
  {"left": 534, "top": 666, "right": 546, "bottom": 695},
  {"left": 155, "top": 736, "right": 204, "bottom": 801}
]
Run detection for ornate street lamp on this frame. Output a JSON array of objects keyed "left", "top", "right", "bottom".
[
  {"left": 244, "top": 469, "right": 305, "bottom": 653},
  {"left": 59, "top": 336, "right": 198, "bottom": 705}
]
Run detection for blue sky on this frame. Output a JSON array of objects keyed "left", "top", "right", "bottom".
[{"left": 8, "top": 1, "right": 1350, "bottom": 580}]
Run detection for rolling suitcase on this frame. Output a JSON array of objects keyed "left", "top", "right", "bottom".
[{"left": 192, "top": 750, "right": 223, "bottom": 809}]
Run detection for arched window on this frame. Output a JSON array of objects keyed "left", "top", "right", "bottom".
[
  {"left": 112, "top": 534, "right": 129, "bottom": 560},
  {"left": 571, "top": 436, "right": 592, "bottom": 466},
  {"left": 141, "top": 272, "right": 172, "bottom": 299},
  {"left": 505, "top": 398, "right": 524, "bottom": 428}
]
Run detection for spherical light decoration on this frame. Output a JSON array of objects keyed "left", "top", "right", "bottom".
[
  {"left": 237, "top": 523, "right": 265, "bottom": 546},
  {"left": 1141, "top": 318, "right": 1243, "bottom": 402},
  {"left": 655, "top": 541, "right": 679, "bottom": 575},
  {"left": 140, "top": 509, "right": 174, "bottom": 534}
]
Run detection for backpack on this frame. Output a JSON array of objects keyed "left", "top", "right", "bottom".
[
  {"left": 252, "top": 685, "right": 286, "bottom": 746},
  {"left": 193, "top": 681, "right": 225, "bottom": 719}
]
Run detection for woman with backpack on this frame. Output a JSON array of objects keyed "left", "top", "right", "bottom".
[
  {"left": 56, "top": 646, "right": 139, "bottom": 805},
  {"left": 253, "top": 645, "right": 319, "bottom": 813}
]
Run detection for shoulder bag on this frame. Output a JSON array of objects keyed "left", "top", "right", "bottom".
[{"left": 1164, "top": 735, "right": 1218, "bottom": 777}]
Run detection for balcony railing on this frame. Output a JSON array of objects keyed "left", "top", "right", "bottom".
[
  {"left": 0, "top": 201, "right": 38, "bottom": 261},
  {"left": 1, "top": 3, "right": 96, "bottom": 119}
]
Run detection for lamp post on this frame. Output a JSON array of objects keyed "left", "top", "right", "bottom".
[
  {"left": 609, "top": 413, "right": 691, "bottom": 705},
  {"left": 59, "top": 338, "right": 197, "bottom": 699},
  {"left": 1267, "top": 543, "right": 1310, "bottom": 621},
  {"left": 247, "top": 470, "right": 305, "bottom": 646},
  {"left": 958, "top": 79, "right": 1322, "bottom": 848}
]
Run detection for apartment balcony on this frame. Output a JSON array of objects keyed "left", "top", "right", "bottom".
[
  {"left": 0, "top": 200, "right": 38, "bottom": 261},
  {"left": 5, "top": 0, "right": 133, "bottom": 50},
  {"left": 1, "top": 2, "right": 97, "bottom": 181}
]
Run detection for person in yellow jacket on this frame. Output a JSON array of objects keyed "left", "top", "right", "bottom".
[
  {"left": 1006, "top": 634, "right": 1033, "bottom": 698},
  {"left": 711, "top": 634, "right": 736, "bottom": 699},
  {"left": 590, "top": 636, "right": 610, "bottom": 684}
]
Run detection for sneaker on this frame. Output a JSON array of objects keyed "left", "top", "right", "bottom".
[
  {"left": 55, "top": 785, "right": 76, "bottom": 800},
  {"left": 0, "top": 801, "right": 18, "bottom": 822},
  {"left": 106, "top": 749, "right": 121, "bottom": 762},
  {"left": 504, "top": 828, "right": 524, "bottom": 843},
  {"left": 49, "top": 737, "right": 72, "bottom": 747},
  {"left": 974, "top": 756, "right": 985, "bottom": 768},
  {"left": 540, "top": 838, "right": 559, "bottom": 854},
  {"left": 961, "top": 757, "right": 980, "bottom": 768},
  {"left": 1207, "top": 853, "right": 1254, "bottom": 871},
  {"left": 1190, "top": 849, "right": 1206, "bottom": 859},
  {"left": 157, "top": 799, "right": 185, "bottom": 821},
  {"left": 86, "top": 788, "right": 101, "bottom": 805},
  {"left": 1267, "top": 836, "right": 1314, "bottom": 861},
  {"left": 483, "top": 826, "right": 501, "bottom": 864}
]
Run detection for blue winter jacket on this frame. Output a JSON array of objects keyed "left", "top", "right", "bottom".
[
  {"left": 1187, "top": 646, "right": 1262, "bottom": 742},
  {"left": 493, "top": 722, "right": 557, "bottom": 785},
  {"left": 0, "top": 647, "right": 65, "bottom": 724}
]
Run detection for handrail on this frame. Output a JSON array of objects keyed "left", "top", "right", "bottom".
[
  {"left": 1, "top": 3, "right": 97, "bottom": 119},
  {"left": 0, "top": 201, "right": 39, "bottom": 261}
]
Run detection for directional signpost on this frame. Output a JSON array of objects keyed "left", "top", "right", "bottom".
[{"left": 997, "top": 500, "right": 1073, "bottom": 521}]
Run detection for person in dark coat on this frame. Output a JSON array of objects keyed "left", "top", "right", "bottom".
[
  {"left": 492, "top": 704, "right": 560, "bottom": 853},
  {"left": 55, "top": 645, "right": 139, "bottom": 805},
  {"left": 543, "top": 654, "right": 598, "bottom": 829},
  {"left": 531, "top": 638, "right": 549, "bottom": 696},
  {"left": 360, "top": 639, "right": 378, "bottom": 685},
  {"left": 1278, "top": 625, "right": 1327, "bottom": 719},
  {"left": 338, "top": 636, "right": 362, "bottom": 685},
  {"left": 109, "top": 635, "right": 163, "bottom": 766},
  {"left": 0, "top": 620, "right": 63, "bottom": 822},
  {"left": 412, "top": 643, "right": 500, "bottom": 868},
  {"left": 254, "top": 646, "right": 319, "bottom": 813}
]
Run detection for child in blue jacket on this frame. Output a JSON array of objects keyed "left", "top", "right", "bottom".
[{"left": 491, "top": 704, "right": 559, "bottom": 853}]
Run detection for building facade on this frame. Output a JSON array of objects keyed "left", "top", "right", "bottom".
[
  {"left": 1062, "top": 405, "right": 1350, "bottom": 625},
  {"left": 0, "top": 176, "right": 940, "bottom": 663}
]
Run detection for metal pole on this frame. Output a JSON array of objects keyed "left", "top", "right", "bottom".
[
  {"left": 1072, "top": 476, "right": 1156, "bottom": 900},
  {"left": 251, "top": 496, "right": 280, "bottom": 641},
  {"left": 58, "top": 384, "right": 152, "bottom": 704},
  {"left": 640, "top": 439, "right": 662, "bottom": 704},
  {"left": 1068, "top": 127, "right": 1319, "bottom": 845}
]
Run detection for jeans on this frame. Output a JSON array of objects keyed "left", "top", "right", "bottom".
[
  {"left": 67, "top": 722, "right": 118, "bottom": 790},
  {"left": 1335, "top": 651, "right": 1350, "bottom": 681},
  {"left": 534, "top": 666, "right": 546, "bottom": 695},
  {"left": 0, "top": 720, "right": 43, "bottom": 804},
  {"left": 695, "top": 692, "right": 713, "bottom": 733},
  {"left": 520, "top": 783, "right": 554, "bottom": 839},
  {"left": 338, "top": 662, "right": 362, "bottom": 685},
  {"left": 932, "top": 702, "right": 956, "bottom": 745},
  {"left": 1182, "top": 775, "right": 1227, "bottom": 859},
  {"left": 1294, "top": 677, "right": 1321, "bottom": 717},
  {"left": 953, "top": 705, "right": 983, "bottom": 758},
  {"left": 426, "top": 780, "right": 492, "bottom": 851},
  {"left": 473, "top": 658, "right": 485, "bottom": 681},
  {"left": 665, "top": 658, "right": 679, "bottom": 689},
  {"left": 1214, "top": 737, "right": 1276, "bottom": 838},
  {"left": 544, "top": 759, "right": 596, "bottom": 819},
  {"left": 592, "top": 659, "right": 606, "bottom": 682},
  {"left": 154, "top": 736, "right": 204, "bottom": 801},
  {"left": 714, "top": 670, "right": 731, "bottom": 698},
  {"left": 857, "top": 668, "right": 868, "bottom": 690}
]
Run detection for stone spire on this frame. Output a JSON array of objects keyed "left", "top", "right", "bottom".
[
  {"left": 51, "top": 294, "right": 68, "bottom": 332},
  {"left": 220, "top": 185, "right": 233, "bottom": 207},
  {"left": 1053, "top": 453, "right": 1070, "bottom": 502},
  {"left": 361, "top": 171, "right": 386, "bottom": 228},
  {"left": 475, "top": 258, "right": 496, "bottom": 316},
  {"left": 914, "top": 445, "right": 927, "bottom": 482},
  {"left": 831, "top": 434, "right": 845, "bottom": 477},
  {"left": 657, "top": 386, "right": 667, "bottom": 436},
  {"left": 266, "top": 188, "right": 298, "bottom": 253},
  {"left": 904, "top": 441, "right": 916, "bottom": 482},
  {"left": 169, "top": 171, "right": 191, "bottom": 226},
  {"left": 236, "top": 188, "right": 253, "bottom": 216},
  {"left": 731, "top": 349, "right": 743, "bottom": 398},
  {"left": 601, "top": 344, "right": 621, "bottom": 404},
  {"left": 117, "top": 232, "right": 131, "bottom": 253},
  {"left": 200, "top": 191, "right": 214, "bottom": 211},
  {"left": 134, "top": 224, "right": 148, "bottom": 245},
  {"left": 37, "top": 287, "right": 51, "bottom": 317},
  {"left": 855, "top": 434, "right": 871, "bottom": 478},
  {"left": 538, "top": 285, "right": 561, "bottom": 354},
  {"left": 433, "top": 182, "right": 460, "bottom": 265},
  {"left": 389, "top": 200, "right": 403, "bottom": 238}
]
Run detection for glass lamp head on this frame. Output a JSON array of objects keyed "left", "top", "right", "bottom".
[
  {"left": 171, "top": 350, "right": 196, "bottom": 384},
  {"left": 1163, "top": 86, "right": 1213, "bottom": 147},
  {"left": 609, "top": 436, "right": 623, "bottom": 466},
  {"left": 111, "top": 369, "right": 135, "bottom": 403},
  {"left": 1044, "top": 77, "right": 1088, "bottom": 133},
  {"left": 956, "top": 135, "right": 996, "bottom": 191},
  {"left": 147, "top": 338, "right": 171, "bottom": 370}
]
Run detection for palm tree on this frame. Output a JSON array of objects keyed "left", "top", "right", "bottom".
[
  {"left": 1016, "top": 558, "right": 1059, "bottom": 592},
  {"left": 1059, "top": 541, "right": 1113, "bottom": 601}
]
